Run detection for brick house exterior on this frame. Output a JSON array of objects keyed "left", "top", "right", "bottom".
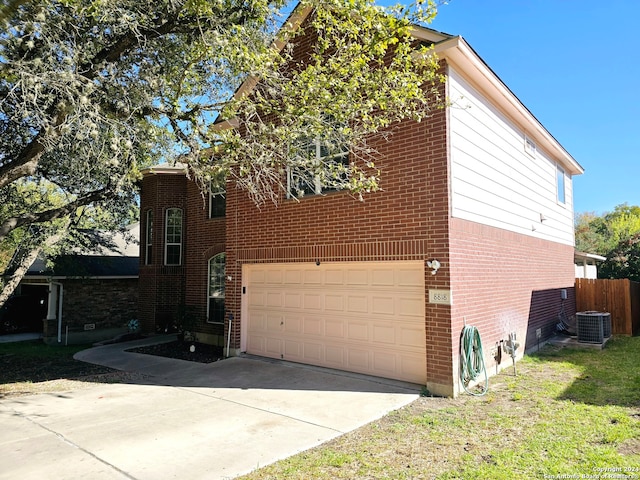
[
  {"left": 138, "top": 11, "right": 583, "bottom": 396},
  {"left": 19, "top": 224, "right": 139, "bottom": 344}
]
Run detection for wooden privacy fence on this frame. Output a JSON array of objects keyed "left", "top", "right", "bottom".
[{"left": 575, "top": 278, "right": 640, "bottom": 336}]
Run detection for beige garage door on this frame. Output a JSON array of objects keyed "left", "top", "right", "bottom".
[{"left": 244, "top": 261, "right": 426, "bottom": 384}]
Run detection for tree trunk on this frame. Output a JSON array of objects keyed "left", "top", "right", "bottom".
[{"left": 0, "top": 227, "right": 68, "bottom": 307}]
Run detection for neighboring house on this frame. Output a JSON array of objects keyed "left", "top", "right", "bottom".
[
  {"left": 14, "top": 223, "right": 139, "bottom": 344},
  {"left": 575, "top": 251, "right": 606, "bottom": 279},
  {"left": 139, "top": 10, "right": 583, "bottom": 396}
]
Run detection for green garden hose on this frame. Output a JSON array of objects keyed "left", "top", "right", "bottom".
[{"left": 459, "top": 325, "right": 488, "bottom": 396}]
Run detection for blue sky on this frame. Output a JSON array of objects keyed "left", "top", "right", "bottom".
[{"left": 378, "top": 0, "right": 640, "bottom": 215}]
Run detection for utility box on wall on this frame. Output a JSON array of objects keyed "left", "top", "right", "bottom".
[{"left": 576, "top": 311, "right": 611, "bottom": 344}]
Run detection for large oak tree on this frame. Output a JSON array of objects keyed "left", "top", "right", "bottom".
[{"left": 0, "top": 0, "right": 443, "bottom": 303}]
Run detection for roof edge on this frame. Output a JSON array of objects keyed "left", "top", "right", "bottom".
[{"left": 434, "top": 36, "right": 584, "bottom": 176}]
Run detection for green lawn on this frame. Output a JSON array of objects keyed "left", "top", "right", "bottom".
[{"left": 239, "top": 336, "right": 640, "bottom": 479}]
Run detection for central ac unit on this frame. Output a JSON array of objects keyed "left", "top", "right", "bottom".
[{"left": 576, "top": 311, "right": 611, "bottom": 344}]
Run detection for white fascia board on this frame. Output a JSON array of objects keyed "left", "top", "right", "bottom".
[
  {"left": 410, "top": 25, "right": 452, "bottom": 44},
  {"left": 575, "top": 251, "right": 607, "bottom": 262},
  {"left": 141, "top": 163, "right": 188, "bottom": 176},
  {"left": 434, "top": 36, "right": 584, "bottom": 176}
]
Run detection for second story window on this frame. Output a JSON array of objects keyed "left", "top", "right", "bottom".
[
  {"left": 209, "top": 188, "right": 226, "bottom": 218},
  {"left": 144, "top": 210, "right": 153, "bottom": 265},
  {"left": 164, "top": 208, "right": 182, "bottom": 266},
  {"left": 557, "top": 164, "right": 566, "bottom": 205},
  {"left": 287, "top": 137, "right": 349, "bottom": 199}
]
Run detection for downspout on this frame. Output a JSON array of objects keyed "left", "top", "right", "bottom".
[
  {"left": 56, "top": 283, "right": 64, "bottom": 343},
  {"left": 226, "top": 313, "right": 233, "bottom": 358}
]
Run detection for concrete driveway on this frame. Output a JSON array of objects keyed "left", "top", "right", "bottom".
[{"left": 1, "top": 336, "right": 419, "bottom": 480}]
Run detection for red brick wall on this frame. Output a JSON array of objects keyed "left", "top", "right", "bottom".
[
  {"left": 138, "top": 173, "right": 188, "bottom": 332},
  {"left": 448, "top": 217, "right": 576, "bottom": 387},
  {"left": 183, "top": 180, "right": 225, "bottom": 338},
  {"left": 139, "top": 171, "right": 226, "bottom": 337},
  {"left": 225, "top": 100, "right": 452, "bottom": 388},
  {"left": 62, "top": 278, "right": 138, "bottom": 329}
]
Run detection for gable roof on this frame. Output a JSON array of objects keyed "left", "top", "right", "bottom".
[
  {"left": 430, "top": 32, "right": 583, "bottom": 175},
  {"left": 23, "top": 223, "right": 139, "bottom": 279},
  {"left": 26, "top": 255, "right": 139, "bottom": 279},
  {"left": 216, "top": 3, "right": 583, "bottom": 176}
]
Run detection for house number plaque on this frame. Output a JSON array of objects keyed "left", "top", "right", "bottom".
[{"left": 429, "top": 289, "right": 452, "bottom": 305}]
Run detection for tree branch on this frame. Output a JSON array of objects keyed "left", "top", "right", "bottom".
[
  {"left": 0, "top": 187, "right": 113, "bottom": 242},
  {"left": 0, "top": 222, "right": 69, "bottom": 308}
]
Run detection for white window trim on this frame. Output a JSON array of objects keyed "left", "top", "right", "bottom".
[
  {"left": 144, "top": 209, "right": 153, "bottom": 265},
  {"left": 287, "top": 138, "right": 349, "bottom": 199},
  {"left": 556, "top": 164, "right": 566, "bottom": 205},
  {"left": 164, "top": 208, "right": 182, "bottom": 266},
  {"left": 208, "top": 186, "right": 226, "bottom": 219},
  {"left": 207, "top": 253, "right": 226, "bottom": 324}
]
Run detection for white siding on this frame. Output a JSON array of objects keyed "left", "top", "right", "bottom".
[{"left": 448, "top": 67, "right": 575, "bottom": 246}]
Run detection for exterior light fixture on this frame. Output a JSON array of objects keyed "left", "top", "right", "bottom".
[{"left": 427, "top": 259, "right": 441, "bottom": 275}]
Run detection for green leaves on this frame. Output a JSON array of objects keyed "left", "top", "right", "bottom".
[{"left": 202, "top": 0, "right": 444, "bottom": 205}]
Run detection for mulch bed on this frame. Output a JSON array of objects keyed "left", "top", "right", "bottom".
[{"left": 127, "top": 340, "right": 224, "bottom": 363}]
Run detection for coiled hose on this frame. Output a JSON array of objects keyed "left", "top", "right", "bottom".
[{"left": 459, "top": 325, "right": 488, "bottom": 396}]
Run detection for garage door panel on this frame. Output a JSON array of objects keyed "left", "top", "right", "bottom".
[
  {"left": 325, "top": 295, "right": 344, "bottom": 311},
  {"left": 248, "top": 311, "right": 266, "bottom": 331},
  {"left": 283, "top": 339, "right": 301, "bottom": 358},
  {"left": 303, "top": 342, "right": 322, "bottom": 362},
  {"left": 346, "top": 269, "right": 368, "bottom": 286},
  {"left": 347, "top": 349, "right": 370, "bottom": 369},
  {"left": 247, "top": 335, "right": 265, "bottom": 353},
  {"left": 398, "top": 297, "right": 424, "bottom": 317},
  {"left": 266, "top": 314, "right": 283, "bottom": 331},
  {"left": 398, "top": 268, "right": 424, "bottom": 287},
  {"left": 284, "top": 269, "right": 302, "bottom": 284},
  {"left": 400, "top": 354, "right": 426, "bottom": 380},
  {"left": 246, "top": 261, "right": 426, "bottom": 384},
  {"left": 249, "top": 291, "right": 266, "bottom": 307},
  {"left": 324, "top": 269, "right": 344, "bottom": 285},
  {"left": 398, "top": 326, "right": 425, "bottom": 348},
  {"left": 372, "top": 296, "right": 395, "bottom": 315},
  {"left": 250, "top": 269, "right": 266, "bottom": 284},
  {"left": 372, "top": 269, "right": 394, "bottom": 286},
  {"left": 283, "top": 293, "right": 301, "bottom": 309},
  {"left": 266, "top": 269, "right": 283, "bottom": 284},
  {"left": 347, "top": 295, "right": 368, "bottom": 313},
  {"left": 303, "top": 269, "right": 323, "bottom": 285},
  {"left": 325, "top": 319, "right": 344, "bottom": 338},
  {"left": 266, "top": 292, "right": 282, "bottom": 307},
  {"left": 303, "top": 293, "right": 322, "bottom": 310},
  {"left": 373, "top": 351, "right": 397, "bottom": 374},
  {"left": 303, "top": 316, "right": 323, "bottom": 336},
  {"left": 283, "top": 315, "right": 301, "bottom": 334},
  {"left": 373, "top": 324, "right": 396, "bottom": 344},
  {"left": 265, "top": 338, "right": 282, "bottom": 356},
  {"left": 325, "top": 345, "right": 345, "bottom": 367},
  {"left": 347, "top": 321, "right": 369, "bottom": 341}
]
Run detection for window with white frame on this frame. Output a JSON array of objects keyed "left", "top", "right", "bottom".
[
  {"left": 557, "top": 164, "right": 566, "bottom": 204},
  {"left": 287, "top": 136, "right": 349, "bottom": 199},
  {"left": 209, "top": 188, "right": 226, "bottom": 218},
  {"left": 207, "top": 253, "right": 226, "bottom": 324},
  {"left": 144, "top": 210, "right": 153, "bottom": 265},
  {"left": 164, "top": 208, "right": 182, "bottom": 265}
]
